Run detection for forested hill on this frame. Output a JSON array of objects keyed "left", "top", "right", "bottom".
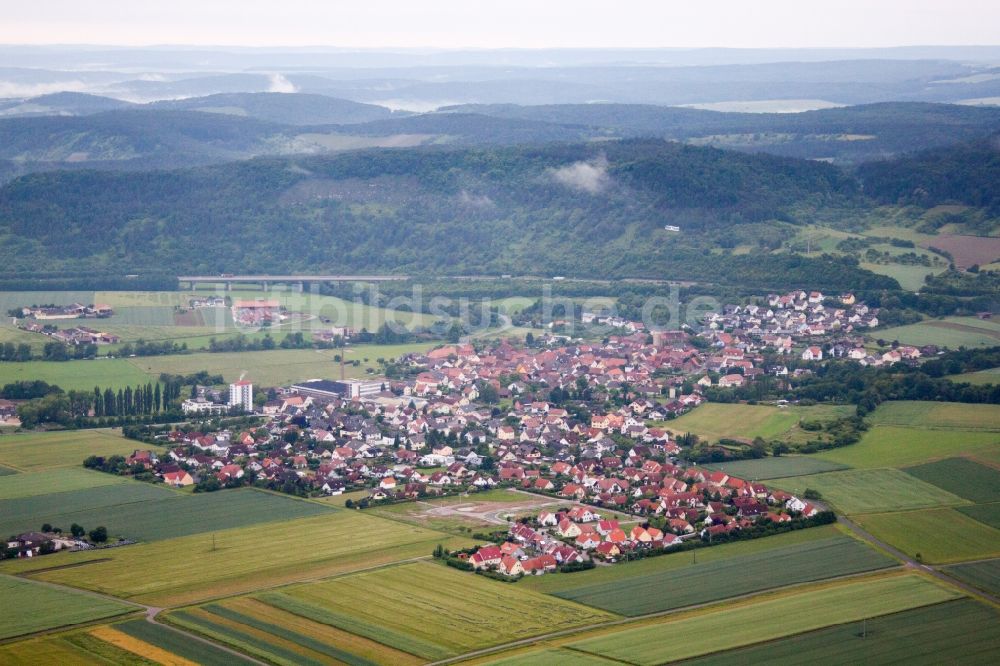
[
  {"left": 0, "top": 138, "right": 896, "bottom": 290},
  {"left": 858, "top": 134, "right": 1000, "bottom": 216},
  {"left": 442, "top": 102, "right": 1000, "bottom": 163}
]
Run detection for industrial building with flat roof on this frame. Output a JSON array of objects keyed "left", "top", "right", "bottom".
[{"left": 291, "top": 379, "right": 384, "bottom": 400}]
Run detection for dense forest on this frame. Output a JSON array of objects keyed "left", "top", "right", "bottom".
[
  {"left": 857, "top": 134, "right": 1000, "bottom": 215},
  {"left": 0, "top": 138, "right": 901, "bottom": 290}
]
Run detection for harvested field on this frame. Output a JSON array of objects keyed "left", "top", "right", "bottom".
[{"left": 918, "top": 234, "right": 1000, "bottom": 269}]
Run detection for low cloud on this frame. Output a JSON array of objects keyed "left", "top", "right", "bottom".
[
  {"left": 549, "top": 156, "right": 610, "bottom": 194},
  {"left": 0, "top": 80, "right": 89, "bottom": 99},
  {"left": 267, "top": 73, "right": 298, "bottom": 94}
]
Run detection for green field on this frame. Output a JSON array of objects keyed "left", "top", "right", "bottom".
[
  {"left": 5, "top": 511, "right": 469, "bottom": 607},
  {"left": 0, "top": 430, "right": 161, "bottom": 472},
  {"left": 855, "top": 508, "right": 1000, "bottom": 564},
  {"left": 0, "top": 467, "right": 128, "bottom": 500},
  {"left": 562, "top": 575, "right": 961, "bottom": 666},
  {"left": 0, "top": 358, "right": 152, "bottom": 392},
  {"left": 552, "top": 536, "right": 894, "bottom": 616},
  {"left": 260, "top": 561, "right": 616, "bottom": 660},
  {"left": 114, "top": 619, "right": 257, "bottom": 665},
  {"left": 874, "top": 317, "right": 1000, "bottom": 349},
  {"left": 0, "top": 481, "right": 174, "bottom": 537},
  {"left": 865, "top": 401, "right": 1000, "bottom": 431},
  {"left": 816, "top": 425, "right": 1000, "bottom": 468},
  {"left": 522, "top": 526, "right": 843, "bottom": 595},
  {"left": 948, "top": 367, "right": 1000, "bottom": 386},
  {"left": 0, "top": 464, "right": 16, "bottom": 476},
  {"left": 0, "top": 486, "right": 333, "bottom": 543},
  {"left": 860, "top": 261, "right": 943, "bottom": 292},
  {"left": 127, "top": 343, "right": 434, "bottom": 386},
  {"left": 704, "top": 456, "right": 850, "bottom": 480},
  {"left": 0, "top": 341, "right": 435, "bottom": 390},
  {"left": 660, "top": 403, "right": 854, "bottom": 444},
  {"left": 904, "top": 458, "right": 1000, "bottom": 503},
  {"left": 770, "top": 468, "right": 969, "bottom": 515},
  {"left": 682, "top": 599, "right": 1000, "bottom": 666},
  {"left": 0, "top": 575, "right": 136, "bottom": 640},
  {"left": 944, "top": 560, "right": 1000, "bottom": 597},
  {"left": 957, "top": 503, "right": 1000, "bottom": 529}
]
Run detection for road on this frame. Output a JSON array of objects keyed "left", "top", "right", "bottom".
[{"left": 837, "top": 513, "right": 1000, "bottom": 605}]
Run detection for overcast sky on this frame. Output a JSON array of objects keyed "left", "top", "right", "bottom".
[{"left": 4, "top": 1, "right": 999, "bottom": 48}]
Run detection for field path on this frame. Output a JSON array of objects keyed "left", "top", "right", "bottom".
[
  {"left": 837, "top": 514, "right": 1000, "bottom": 606},
  {"left": 11, "top": 575, "right": 268, "bottom": 663},
  {"left": 143, "top": 606, "right": 267, "bottom": 666}
]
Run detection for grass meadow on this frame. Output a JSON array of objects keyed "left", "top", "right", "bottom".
[
  {"left": 660, "top": 403, "right": 853, "bottom": 444},
  {"left": 769, "top": 468, "right": 969, "bottom": 515},
  {"left": 561, "top": 574, "right": 960, "bottom": 666},
  {"left": 0, "top": 575, "right": 136, "bottom": 640},
  {"left": 0, "top": 429, "right": 160, "bottom": 472},
  {"left": 552, "top": 536, "right": 894, "bottom": 616}
]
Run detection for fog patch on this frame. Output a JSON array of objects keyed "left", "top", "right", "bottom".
[
  {"left": 267, "top": 73, "right": 298, "bottom": 94},
  {"left": 549, "top": 155, "right": 610, "bottom": 194},
  {"left": 458, "top": 190, "right": 494, "bottom": 208},
  {"left": 0, "top": 80, "right": 89, "bottom": 98}
]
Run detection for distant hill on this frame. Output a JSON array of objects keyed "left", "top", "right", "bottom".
[
  {"left": 0, "top": 109, "right": 285, "bottom": 166},
  {"left": 0, "top": 92, "right": 134, "bottom": 117},
  {"left": 2, "top": 101, "right": 997, "bottom": 183},
  {"left": 442, "top": 102, "right": 1000, "bottom": 163},
  {"left": 151, "top": 92, "right": 400, "bottom": 125},
  {"left": 0, "top": 138, "right": 898, "bottom": 291}
]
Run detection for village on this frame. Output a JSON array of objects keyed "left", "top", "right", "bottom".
[{"left": 32, "top": 288, "right": 893, "bottom": 576}]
